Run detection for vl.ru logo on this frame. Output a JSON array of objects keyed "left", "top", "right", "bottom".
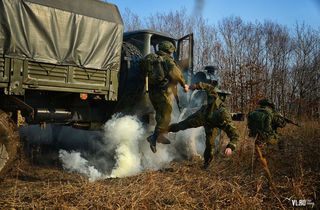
[{"left": 291, "top": 199, "right": 314, "bottom": 207}]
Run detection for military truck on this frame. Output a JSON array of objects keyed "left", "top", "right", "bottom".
[{"left": 0, "top": 0, "right": 194, "bottom": 177}]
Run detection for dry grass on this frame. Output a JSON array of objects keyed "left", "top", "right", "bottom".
[{"left": 0, "top": 121, "right": 319, "bottom": 209}]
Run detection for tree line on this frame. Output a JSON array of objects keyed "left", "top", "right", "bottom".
[{"left": 122, "top": 8, "right": 320, "bottom": 119}]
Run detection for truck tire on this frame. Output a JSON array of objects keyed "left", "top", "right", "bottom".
[
  {"left": 122, "top": 41, "right": 143, "bottom": 58},
  {"left": 0, "top": 110, "right": 20, "bottom": 178},
  {"left": 116, "top": 42, "right": 145, "bottom": 114},
  {"left": 119, "top": 41, "right": 143, "bottom": 96}
]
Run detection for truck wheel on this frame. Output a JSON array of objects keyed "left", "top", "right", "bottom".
[
  {"left": 119, "top": 41, "right": 143, "bottom": 96},
  {"left": 0, "top": 110, "right": 20, "bottom": 178},
  {"left": 116, "top": 42, "right": 145, "bottom": 114},
  {"left": 122, "top": 41, "right": 143, "bottom": 58}
]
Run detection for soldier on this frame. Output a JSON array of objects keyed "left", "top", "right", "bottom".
[
  {"left": 168, "top": 82, "right": 239, "bottom": 169},
  {"left": 247, "top": 98, "right": 287, "bottom": 149},
  {"left": 141, "top": 41, "right": 189, "bottom": 153}
]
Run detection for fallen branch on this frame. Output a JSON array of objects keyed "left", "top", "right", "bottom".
[{"left": 256, "top": 145, "right": 285, "bottom": 210}]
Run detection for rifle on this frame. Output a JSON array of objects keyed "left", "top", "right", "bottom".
[{"left": 283, "top": 117, "right": 301, "bottom": 127}]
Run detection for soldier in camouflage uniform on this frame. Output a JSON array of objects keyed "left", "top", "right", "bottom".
[
  {"left": 248, "top": 98, "right": 287, "bottom": 148},
  {"left": 169, "top": 82, "right": 239, "bottom": 169},
  {"left": 145, "top": 41, "right": 189, "bottom": 153}
]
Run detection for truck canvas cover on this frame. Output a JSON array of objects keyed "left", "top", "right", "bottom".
[{"left": 0, "top": 0, "right": 123, "bottom": 70}]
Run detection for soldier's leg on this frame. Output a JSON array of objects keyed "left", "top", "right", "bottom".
[
  {"left": 150, "top": 90, "right": 173, "bottom": 146},
  {"left": 147, "top": 90, "right": 172, "bottom": 152},
  {"left": 169, "top": 108, "right": 205, "bottom": 133},
  {"left": 156, "top": 102, "right": 172, "bottom": 144},
  {"left": 203, "top": 126, "right": 218, "bottom": 169},
  {"left": 149, "top": 92, "right": 169, "bottom": 130}
]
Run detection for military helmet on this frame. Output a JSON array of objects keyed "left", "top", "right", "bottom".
[
  {"left": 204, "top": 65, "right": 218, "bottom": 74},
  {"left": 158, "top": 41, "right": 176, "bottom": 53},
  {"left": 258, "top": 98, "right": 275, "bottom": 108}
]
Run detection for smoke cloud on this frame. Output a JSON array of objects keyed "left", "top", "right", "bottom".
[
  {"left": 59, "top": 150, "right": 102, "bottom": 182},
  {"left": 58, "top": 114, "right": 181, "bottom": 181},
  {"left": 103, "top": 114, "right": 144, "bottom": 178},
  {"left": 20, "top": 93, "right": 207, "bottom": 181},
  {"left": 57, "top": 111, "right": 206, "bottom": 181}
]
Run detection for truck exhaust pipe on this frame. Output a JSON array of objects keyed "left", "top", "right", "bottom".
[{"left": 35, "top": 109, "right": 72, "bottom": 123}]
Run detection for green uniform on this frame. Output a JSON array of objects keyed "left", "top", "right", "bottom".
[
  {"left": 271, "top": 109, "right": 287, "bottom": 131},
  {"left": 148, "top": 50, "right": 186, "bottom": 133},
  {"left": 169, "top": 82, "right": 239, "bottom": 164},
  {"left": 249, "top": 106, "right": 286, "bottom": 146}
]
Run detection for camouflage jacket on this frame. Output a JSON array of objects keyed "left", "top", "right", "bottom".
[
  {"left": 156, "top": 50, "right": 186, "bottom": 88},
  {"left": 270, "top": 108, "right": 287, "bottom": 130},
  {"left": 250, "top": 106, "right": 287, "bottom": 144},
  {"left": 195, "top": 82, "right": 224, "bottom": 115}
]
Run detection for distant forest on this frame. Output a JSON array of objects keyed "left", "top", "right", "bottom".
[{"left": 122, "top": 8, "right": 320, "bottom": 119}]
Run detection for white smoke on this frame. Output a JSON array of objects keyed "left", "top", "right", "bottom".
[
  {"left": 170, "top": 88, "right": 206, "bottom": 160},
  {"left": 59, "top": 114, "right": 176, "bottom": 181},
  {"left": 174, "top": 127, "right": 205, "bottom": 159},
  {"left": 59, "top": 150, "right": 102, "bottom": 182},
  {"left": 104, "top": 114, "right": 144, "bottom": 178},
  {"left": 21, "top": 90, "right": 207, "bottom": 181}
]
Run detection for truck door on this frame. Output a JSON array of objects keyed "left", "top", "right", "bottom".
[
  {"left": 174, "top": 34, "right": 194, "bottom": 106},
  {"left": 175, "top": 33, "right": 194, "bottom": 85}
]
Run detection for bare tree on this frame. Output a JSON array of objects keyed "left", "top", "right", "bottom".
[
  {"left": 122, "top": 8, "right": 143, "bottom": 31},
  {"left": 119, "top": 8, "right": 320, "bottom": 117},
  {"left": 193, "top": 17, "right": 218, "bottom": 70},
  {"left": 262, "top": 21, "right": 291, "bottom": 114},
  {"left": 145, "top": 8, "right": 192, "bottom": 38},
  {"left": 290, "top": 23, "right": 320, "bottom": 118}
]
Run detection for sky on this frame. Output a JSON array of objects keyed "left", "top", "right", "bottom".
[{"left": 106, "top": 0, "right": 320, "bottom": 30}]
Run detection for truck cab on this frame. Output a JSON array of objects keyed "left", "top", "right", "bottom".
[{"left": 115, "top": 30, "right": 194, "bottom": 117}]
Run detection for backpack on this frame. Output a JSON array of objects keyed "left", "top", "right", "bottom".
[
  {"left": 247, "top": 108, "right": 273, "bottom": 139},
  {"left": 139, "top": 53, "right": 168, "bottom": 87}
]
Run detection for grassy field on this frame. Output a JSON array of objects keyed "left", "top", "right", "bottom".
[{"left": 0, "top": 121, "right": 319, "bottom": 209}]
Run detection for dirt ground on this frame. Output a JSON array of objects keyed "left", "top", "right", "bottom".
[{"left": 0, "top": 121, "right": 319, "bottom": 209}]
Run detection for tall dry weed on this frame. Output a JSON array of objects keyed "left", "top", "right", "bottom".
[{"left": 0, "top": 121, "right": 319, "bottom": 209}]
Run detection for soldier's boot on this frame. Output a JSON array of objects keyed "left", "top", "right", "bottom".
[
  {"left": 156, "top": 132, "right": 171, "bottom": 144},
  {"left": 147, "top": 130, "right": 158, "bottom": 153},
  {"left": 203, "top": 155, "right": 213, "bottom": 170}
]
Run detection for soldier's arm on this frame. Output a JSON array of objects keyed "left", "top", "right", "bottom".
[
  {"left": 166, "top": 57, "right": 187, "bottom": 87},
  {"left": 272, "top": 112, "right": 287, "bottom": 128},
  {"left": 226, "top": 139, "right": 237, "bottom": 151},
  {"left": 195, "top": 82, "right": 218, "bottom": 96},
  {"left": 225, "top": 128, "right": 238, "bottom": 156},
  {"left": 174, "top": 65, "right": 187, "bottom": 87}
]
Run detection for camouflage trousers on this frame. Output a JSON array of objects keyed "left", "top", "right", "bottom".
[
  {"left": 149, "top": 88, "right": 172, "bottom": 133},
  {"left": 169, "top": 106, "right": 239, "bottom": 163}
]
